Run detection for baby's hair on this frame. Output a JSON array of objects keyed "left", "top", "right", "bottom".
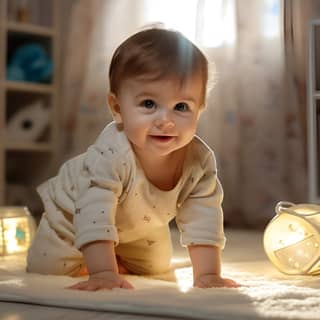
[{"left": 109, "top": 28, "right": 209, "bottom": 104}]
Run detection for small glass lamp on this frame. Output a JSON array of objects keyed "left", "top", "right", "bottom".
[
  {"left": 0, "top": 207, "right": 36, "bottom": 255},
  {"left": 263, "top": 201, "right": 320, "bottom": 275}
]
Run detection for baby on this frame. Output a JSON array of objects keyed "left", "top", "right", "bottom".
[{"left": 27, "top": 28, "right": 238, "bottom": 290}]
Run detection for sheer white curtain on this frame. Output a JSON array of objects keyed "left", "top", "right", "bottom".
[
  {"left": 62, "top": 0, "right": 306, "bottom": 227},
  {"left": 206, "top": 0, "right": 293, "bottom": 226}
]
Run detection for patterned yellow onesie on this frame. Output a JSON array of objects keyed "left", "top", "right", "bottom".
[{"left": 27, "top": 122, "right": 225, "bottom": 276}]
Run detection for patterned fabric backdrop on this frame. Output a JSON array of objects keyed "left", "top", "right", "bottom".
[{"left": 61, "top": 0, "right": 318, "bottom": 228}]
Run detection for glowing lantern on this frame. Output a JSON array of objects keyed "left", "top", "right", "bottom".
[
  {"left": 0, "top": 207, "right": 36, "bottom": 255},
  {"left": 263, "top": 202, "right": 320, "bottom": 275}
]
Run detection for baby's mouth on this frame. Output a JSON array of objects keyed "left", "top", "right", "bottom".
[{"left": 149, "top": 135, "right": 175, "bottom": 142}]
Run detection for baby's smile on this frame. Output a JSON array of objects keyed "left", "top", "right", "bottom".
[{"left": 149, "top": 135, "right": 176, "bottom": 143}]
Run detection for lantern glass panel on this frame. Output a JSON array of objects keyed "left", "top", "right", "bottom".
[
  {"left": 264, "top": 202, "right": 320, "bottom": 275},
  {"left": 0, "top": 207, "right": 35, "bottom": 255}
]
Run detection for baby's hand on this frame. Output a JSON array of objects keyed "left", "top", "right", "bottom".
[
  {"left": 194, "top": 274, "right": 239, "bottom": 288},
  {"left": 67, "top": 270, "right": 134, "bottom": 291}
]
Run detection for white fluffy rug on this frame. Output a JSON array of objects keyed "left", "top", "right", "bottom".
[{"left": 0, "top": 229, "right": 319, "bottom": 320}]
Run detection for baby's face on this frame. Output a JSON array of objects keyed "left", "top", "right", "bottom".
[{"left": 113, "top": 75, "right": 204, "bottom": 161}]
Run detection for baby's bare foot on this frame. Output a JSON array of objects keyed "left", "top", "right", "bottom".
[{"left": 78, "top": 265, "right": 88, "bottom": 276}]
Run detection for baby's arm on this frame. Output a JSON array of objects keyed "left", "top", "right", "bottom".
[
  {"left": 67, "top": 241, "right": 133, "bottom": 291},
  {"left": 188, "top": 245, "right": 239, "bottom": 288}
]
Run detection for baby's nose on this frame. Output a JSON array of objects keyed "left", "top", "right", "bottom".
[{"left": 154, "top": 110, "right": 175, "bottom": 130}]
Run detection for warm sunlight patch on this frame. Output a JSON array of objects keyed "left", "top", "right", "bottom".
[
  {"left": 174, "top": 267, "right": 193, "bottom": 293},
  {"left": 144, "top": 0, "right": 236, "bottom": 47}
]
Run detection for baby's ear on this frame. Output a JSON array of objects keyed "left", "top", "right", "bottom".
[{"left": 107, "top": 93, "right": 122, "bottom": 124}]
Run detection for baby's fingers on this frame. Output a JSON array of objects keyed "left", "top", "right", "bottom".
[
  {"left": 222, "top": 278, "right": 241, "bottom": 288},
  {"left": 66, "top": 279, "right": 134, "bottom": 291},
  {"left": 120, "top": 279, "right": 134, "bottom": 289},
  {"left": 66, "top": 281, "right": 93, "bottom": 290},
  {"left": 221, "top": 278, "right": 241, "bottom": 288}
]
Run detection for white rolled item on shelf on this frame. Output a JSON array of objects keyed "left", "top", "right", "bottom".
[{"left": 6, "top": 100, "right": 50, "bottom": 142}]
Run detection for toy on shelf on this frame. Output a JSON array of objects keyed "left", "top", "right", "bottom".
[
  {"left": 6, "top": 100, "right": 50, "bottom": 142},
  {"left": 6, "top": 43, "right": 53, "bottom": 83}
]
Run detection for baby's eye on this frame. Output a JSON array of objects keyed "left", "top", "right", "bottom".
[
  {"left": 174, "top": 102, "right": 189, "bottom": 112},
  {"left": 141, "top": 99, "right": 156, "bottom": 109}
]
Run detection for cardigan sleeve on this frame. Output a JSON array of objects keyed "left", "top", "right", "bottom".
[
  {"left": 176, "top": 152, "right": 226, "bottom": 249},
  {"left": 73, "top": 143, "right": 130, "bottom": 249}
]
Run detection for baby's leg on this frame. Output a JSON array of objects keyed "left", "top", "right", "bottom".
[
  {"left": 27, "top": 213, "right": 84, "bottom": 276},
  {"left": 115, "top": 225, "right": 173, "bottom": 275}
]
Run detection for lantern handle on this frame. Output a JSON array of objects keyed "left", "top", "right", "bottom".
[
  {"left": 276, "top": 201, "right": 320, "bottom": 216},
  {"left": 275, "top": 201, "right": 295, "bottom": 215}
]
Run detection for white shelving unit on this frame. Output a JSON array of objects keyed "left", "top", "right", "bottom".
[{"left": 0, "top": 0, "right": 60, "bottom": 215}]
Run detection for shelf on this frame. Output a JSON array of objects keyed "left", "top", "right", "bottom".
[
  {"left": 0, "top": 0, "right": 59, "bottom": 209},
  {"left": 6, "top": 21, "right": 54, "bottom": 37},
  {"left": 5, "top": 142, "right": 52, "bottom": 152},
  {"left": 5, "top": 81, "right": 54, "bottom": 94}
]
